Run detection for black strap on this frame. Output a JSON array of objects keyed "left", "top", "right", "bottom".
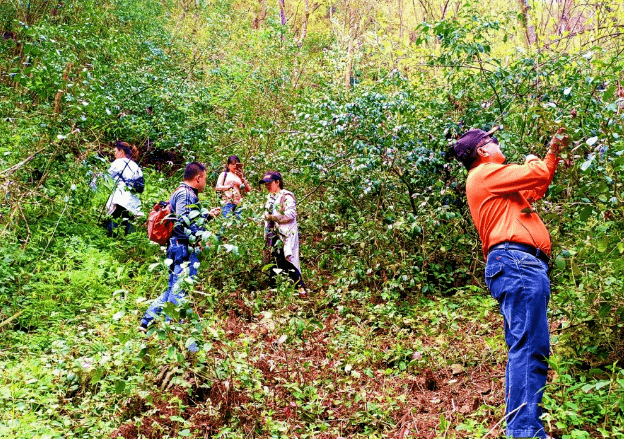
[
  {"left": 115, "top": 159, "right": 141, "bottom": 188},
  {"left": 115, "top": 159, "right": 130, "bottom": 186},
  {"left": 488, "top": 242, "right": 550, "bottom": 265}
]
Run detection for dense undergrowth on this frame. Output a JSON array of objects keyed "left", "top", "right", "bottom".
[{"left": 1, "top": 0, "right": 623, "bottom": 438}]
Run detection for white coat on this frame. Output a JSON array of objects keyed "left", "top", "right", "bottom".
[
  {"left": 264, "top": 189, "right": 301, "bottom": 273},
  {"left": 106, "top": 158, "right": 143, "bottom": 216}
]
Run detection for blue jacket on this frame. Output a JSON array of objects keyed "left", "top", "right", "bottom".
[{"left": 169, "top": 183, "right": 210, "bottom": 243}]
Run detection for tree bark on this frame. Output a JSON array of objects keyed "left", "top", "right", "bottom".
[
  {"left": 298, "top": 0, "right": 309, "bottom": 46},
  {"left": 344, "top": 2, "right": 359, "bottom": 89},
  {"left": 398, "top": 0, "right": 404, "bottom": 39},
  {"left": 345, "top": 33, "right": 355, "bottom": 89},
  {"left": 440, "top": 0, "right": 450, "bottom": 20},
  {"left": 517, "top": 0, "right": 537, "bottom": 47},
  {"left": 279, "top": 0, "right": 287, "bottom": 26},
  {"left": 416, "top": 0, "right": 431, "bottom": 21},
  {"left": 252, "top": 0, "right": 267, "bottom": 29}
]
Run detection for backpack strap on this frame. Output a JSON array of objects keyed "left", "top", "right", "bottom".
[
  {"left": 116, "top": 159, "right": 142, "bottom": 188},
  {"left": 114, "top": 159, "right": 131, "bottom": 186}
]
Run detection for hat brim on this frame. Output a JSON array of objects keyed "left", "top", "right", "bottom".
[{"left": 259, "top": 178, "right": 273, "bottom": 184}]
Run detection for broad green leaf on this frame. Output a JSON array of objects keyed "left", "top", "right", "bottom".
[
  {"left": 596, "top": 239, "right": 608, "bottom": 252},
  {"left": 114, "top": 380, "right": 126, "bottom": 394},
  {"left": 579, "top": 206, "right": 593, "bottom": 221},
  {"left": 580, "top": 159, "right": 593, "bottom": 171},
  {"left": 571, "top": 261, "right": 581, "bottom": 276},
  {"left": 598, "top": 303, "right": 611, "bottom": 318},
  {"left": 148, "top": 262, "right": 160, "bottom": 271},
  {"left": 581, "top": 383, "right": 594, "bottom": 393},
  {"left": 603, "top": 85, "right": 616, "bottom": 100}
]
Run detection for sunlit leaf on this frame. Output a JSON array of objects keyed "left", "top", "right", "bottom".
[
  {"left": 114, "top": 380, "right": 126, "bottom": 394},
  {"left": 579, "top": 206, "right": 593, "bottom": 221},
  {"left": 580, "top": 159, "right": 593, "bottom": 171}
]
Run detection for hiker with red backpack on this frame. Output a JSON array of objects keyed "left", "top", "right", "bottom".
[
  {"left": 140, "top": 162, "right": 220, "bottom": 331},
  {"left": 260, "top": 171, "right": 306, "bottom": 295}
]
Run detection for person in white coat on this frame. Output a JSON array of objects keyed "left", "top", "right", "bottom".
[
  {"left": 105, "top": 141, "right": 143, "bottom": 236},
  {"left": 260, "top": 171, "right": 305, "bottom": 295}
]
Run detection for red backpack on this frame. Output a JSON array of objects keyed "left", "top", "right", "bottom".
[{"left": 147, "top": 201, "right": 174, "bottom": 245}]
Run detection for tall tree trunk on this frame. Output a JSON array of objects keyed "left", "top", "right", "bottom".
[
  {"left": 252, "top": 0, "right": 267, "bottom": 29},
  {"left": 344, "top": 2, "right": 358, "bottom": 89},
  {"left": 279, "top": 0, "right": 287, "bottom": 26},
  {"left": 398, "top": 0, "right": 404, "bottom": 39},
  {"left": 345, "top": 35, "right": 355, "bottom": 89},
  {"left": 416, "top": 0, "right": 431, "bottom": 21},
  {"left": 517, "top": 0, "right": 537, "bottom": 47},
  {"left": 559, "top": 0, "right": 574, "bottom": 35},
  {"left": 440, "top": 0, "right": 450, "bottom": 20},
  {"left": 298, "top": 0, "right": 309, "bottom": 46}
]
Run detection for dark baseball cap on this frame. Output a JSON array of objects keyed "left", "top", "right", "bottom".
[
  {"left": 450, "top": 129, "right": 490, "bottom": 167},
  {"left": 259, "top": 171, "right": 282, "bottom": 184}
]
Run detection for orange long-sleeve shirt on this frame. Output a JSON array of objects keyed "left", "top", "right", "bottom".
[{"left": 466, "top": 153, "right": 559, "bottom": 259}]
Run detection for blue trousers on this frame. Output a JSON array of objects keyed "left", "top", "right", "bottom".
[
  {"left": 221, "top": 202, "right": 241, "bottom": 219},
  {"left": 485, "top": 246, "right": 550, "bottom": 439},
  {"left": 141, "top": 241, "right": 199, "bottom": 327}
]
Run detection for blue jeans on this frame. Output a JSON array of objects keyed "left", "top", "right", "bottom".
[
  {"left": 221, "top": 202, "right": 241, "bottom": 219},
  {"left": 141, "top": 240, "right": 199, "bottom": 327},
  {"left": 485, "top": 246, "right": 550, "bottom": 439}
]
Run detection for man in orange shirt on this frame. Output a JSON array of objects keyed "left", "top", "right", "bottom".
[{"left": 451, "top": 127, "right": 568, "bottom": 439}]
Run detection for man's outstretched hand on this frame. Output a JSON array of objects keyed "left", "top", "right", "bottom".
[{"left": 548, "top": 127, "right": 570, "bottom": 156}]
